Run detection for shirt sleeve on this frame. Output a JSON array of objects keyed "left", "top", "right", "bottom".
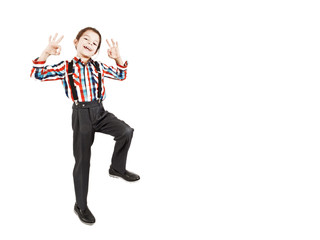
[
  {"left": 100, "top": 61, "right": 128, "bottom": 81},
  {"left": 30, "top": 58, "right": 66, "bottom": 82}
]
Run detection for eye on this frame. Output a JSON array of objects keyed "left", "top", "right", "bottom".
[{"left": 93, "top": 43, "right": 97, "bottom": 46}]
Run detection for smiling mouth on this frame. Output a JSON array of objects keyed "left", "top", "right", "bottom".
[{"left": 84, "top": 46, "right": 92, "bottom": 51}]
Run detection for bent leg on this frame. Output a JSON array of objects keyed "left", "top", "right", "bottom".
[{"left": 93, "top": 111, "right": 134, "bottom": 174}]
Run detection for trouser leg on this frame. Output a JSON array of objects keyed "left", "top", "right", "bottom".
[
  {"left": 72, "top": 108, "right": 94, "bottom": 210},
  {"left": 93, "top": 110, "right": 134, "bottom": 174}
]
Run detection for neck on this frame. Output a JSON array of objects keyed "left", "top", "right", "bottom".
[{"left": 77, "top": 54, "right": 91, "bottom": 64}]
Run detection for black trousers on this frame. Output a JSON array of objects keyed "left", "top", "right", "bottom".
[{"left": 72, "top": 100, "right": 134, "bottom": 210}]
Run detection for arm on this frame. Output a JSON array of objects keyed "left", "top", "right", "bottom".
[
  {"left": 30, "top": 33, "right": 65, "bottom": 81},
  {"left": 30, "top": 59, "right": 66, "bottom": 81},
  {"left": 103, "top": 39, "right": 128, "bottom": 81},
  {"left": 100, "top": 61, "right": 128, "bottom": 81}
]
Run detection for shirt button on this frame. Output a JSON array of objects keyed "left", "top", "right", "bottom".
[{"left": 82, "top": 104, "right": 85, "bottom": 107}]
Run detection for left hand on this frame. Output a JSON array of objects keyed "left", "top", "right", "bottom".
[{"left": 106, "top": 39, "right": 120, "bottom": 60}]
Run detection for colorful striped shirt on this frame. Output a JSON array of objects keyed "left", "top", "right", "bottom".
[{"left": 30, "top": 56, "right": 128, "bottom": 102}]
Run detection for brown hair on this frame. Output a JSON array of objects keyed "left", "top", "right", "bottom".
[{"left": 75, "top": 27, "right": 102, "bottom": 53}]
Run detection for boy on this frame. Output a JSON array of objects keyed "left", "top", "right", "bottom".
[{"left": 30, "top": 27, "right": 140, "bottom": 225}]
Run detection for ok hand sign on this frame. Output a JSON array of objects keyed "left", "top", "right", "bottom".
[
  {"left": 106, "top": 39, "right": 121, "bottom": 60},
  {"left": 45, "top": 33, "right": 64, "bottom": 56}
]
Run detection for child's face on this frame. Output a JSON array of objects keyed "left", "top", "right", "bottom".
[{"left": 74, "top": 30, "right": 100, "bottom": 58}]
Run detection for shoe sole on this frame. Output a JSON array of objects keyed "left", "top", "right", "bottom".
[
  {"left": 109, "top": 174, "right": 140, "bottom": 183},
  {"left": 74, "top": 210, "right": 95, "bottom": 225}
]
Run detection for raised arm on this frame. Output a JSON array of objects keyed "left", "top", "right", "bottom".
[
  {"left": 30, "top": 33, "right": 66, "bottom": 81},
  {"left": 101, "top": 39, "right": 128, "bottom": 81}
]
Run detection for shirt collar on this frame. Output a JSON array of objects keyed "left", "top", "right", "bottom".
[{"left": 73, "top": 56, "right": 94, "bottom": 65}]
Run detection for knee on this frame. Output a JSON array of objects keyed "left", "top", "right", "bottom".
[
  {"left": 118, "top": 126, "right": 134, "bottom": 140},
  {"left": 123, "top": 126, "right": 134, "bottom": 137}
]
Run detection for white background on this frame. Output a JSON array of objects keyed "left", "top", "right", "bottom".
[{"left": 1, "top": 0, "right": 320, "bottom": 239}]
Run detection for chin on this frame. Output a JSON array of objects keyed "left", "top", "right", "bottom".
[{"left": 81, "top": 52, "right": 94, "bottom": 58}]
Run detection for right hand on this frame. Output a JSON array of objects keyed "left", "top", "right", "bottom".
[{"left": 44, "top": 33, "right": 64, "bottom": 56}]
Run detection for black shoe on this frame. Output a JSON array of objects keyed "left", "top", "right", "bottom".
[
  {"left": 74, "top": 203, "right": 96, "bottom": 225},
  {"left": 109, "top": 167, "right": 140, "bottom": 182}
]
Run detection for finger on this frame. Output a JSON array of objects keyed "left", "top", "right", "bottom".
[
  {"left": 106, "top": 39, "right": 111, "bottom": 48},
  {"left": 52, "top": 33, "right": 58, "bottom": 41},
  {"left": 49, "top": 35, "right": 52, "bottom": 43},
  {"left": 57, "top": 35, "right": 64, "bottom": 43},
  {"left": 111, "top": 39, "right": 115, "bottom": 46},
  {"left": 116, "top": 41, "right": 118, "bottom": 48}
]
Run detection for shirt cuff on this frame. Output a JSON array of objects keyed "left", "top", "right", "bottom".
[
  {"left": 116, "top": 61, "right": 128, "bottom": 70},
  {"left": 33, "top": 58, "right": 46, "bottom": 67}
]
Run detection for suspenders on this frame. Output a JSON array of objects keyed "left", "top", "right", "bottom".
[{"left": 67, "top": 60, "right": 102, "bottom": 105}]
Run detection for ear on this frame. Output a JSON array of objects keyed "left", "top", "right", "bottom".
[{"left": 74, "top": 39, "right": 78, "bottom": 49}]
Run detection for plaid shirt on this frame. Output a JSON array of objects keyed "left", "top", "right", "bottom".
[{"left": 30, "top": 56, "right": 128, "bottom": 102}]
